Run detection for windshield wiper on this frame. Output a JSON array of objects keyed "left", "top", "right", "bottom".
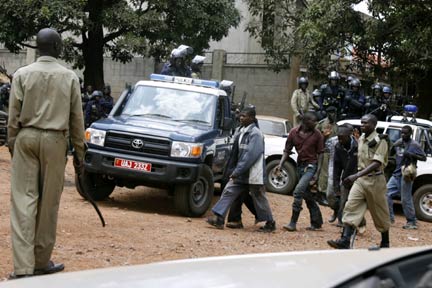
[
  {"left": 174, "top": 119, "right": 209, "bottom": 124},
  {"left": 126, "top": 113, "right": 172, "bottom": 119}
]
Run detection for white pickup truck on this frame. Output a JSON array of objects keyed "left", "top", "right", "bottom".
[{"left": 256, "top": 115, "right": 298, "bottom": 195}]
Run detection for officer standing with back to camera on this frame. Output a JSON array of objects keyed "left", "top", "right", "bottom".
[
  {"left": 320, "top": 71, "right": 345, "bottom": 119},
  {"left": 291, "top": 77, "right": 320, "bottom": 126},
  {"left": 7, "top": 28, "right": 85, "bottom": 279},
  {"left": 328, "top": 114, "right": 390, "bottom": 249}
]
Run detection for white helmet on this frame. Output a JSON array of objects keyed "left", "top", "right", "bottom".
[{"left": 192, "top": 55, "right": 206, "bottom": 65}]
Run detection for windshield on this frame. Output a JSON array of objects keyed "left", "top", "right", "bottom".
[
  {"left": 257, "top": 119, "right": 287, "bottom": 137},
  {"left": 121, "top": 85, "right": 216, "bottom": 126}
]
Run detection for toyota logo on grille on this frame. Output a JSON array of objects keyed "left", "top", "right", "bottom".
[{"left": 131, "top": 139, "right": 144, "bottom": 149}]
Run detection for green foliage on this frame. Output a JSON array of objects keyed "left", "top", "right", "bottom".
[
  {"left": 0, "top": 0, "right": 240, "bottom": 76},
  {"left": 246, "top": 0, "right": 432, "bottom": 83}
]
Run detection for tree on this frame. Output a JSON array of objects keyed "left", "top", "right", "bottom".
[
  {"left": 0, "top": 0, "right": 240, "bottom": 89},
  {"left": 246, "top": 0, "right": 432, "bottom": 117}
]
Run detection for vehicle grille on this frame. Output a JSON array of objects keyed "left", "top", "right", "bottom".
[{"left": 104, "top": 131, "right": 171, "bottom": 156}]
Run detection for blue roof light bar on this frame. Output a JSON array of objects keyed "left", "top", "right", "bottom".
[{"left": 150, "top": 74, "right": 219, "bottom": 88}]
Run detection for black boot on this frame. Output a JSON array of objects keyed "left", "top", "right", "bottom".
[
  {"left": 380, "top": 231, "right": 390, "bottom": 248},
  {"left": 283, "top": 210, "right": 300, "bottom": 232},
  {"left": 328, "top": 210, "right": 338, "bottom": 223},
  {"left": 327, "top": 225, "right": 355, "bottom": 249}
]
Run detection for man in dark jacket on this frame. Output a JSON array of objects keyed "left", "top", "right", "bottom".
[
  {"left": 333, "top": 124, "right": 358, "bottom": 226},
  {"left": 207, "top": 107, "right": 275, "bottom": 232}
]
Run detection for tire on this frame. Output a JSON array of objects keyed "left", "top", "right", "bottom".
[
  {"left": 174, "top": 165, "right": 214, "bottom": 217},
  {"left": 75, "top": 170, "right": 115, "bottom": 201},
  {"left": 413, "top": 184, "right": 432, "bottom": 222},
  {"left": 265, "top": 159, "right": 297, "bottom": 195}
]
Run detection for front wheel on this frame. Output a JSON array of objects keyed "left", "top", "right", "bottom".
[
  {"left": 413, "top": 184, "right": 432, "bottom": 222},
  {"left": 174, "top": 165, "right": 214, "bottom": 217},
  {"left": 75, "top": 170, "right": 115, "bottom": 201},
  {"left": 265, "top": 160, "right": 297, "bottom": 195}
]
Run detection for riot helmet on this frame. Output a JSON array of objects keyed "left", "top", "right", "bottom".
[
  {"left": 328, "top": 71, "right": 340, "bottom": 86},
  {"left": 298, "top": 77, "right": 309, "bottom": 89},
  {"left": 382, "top": 86, "right": 392, "bottom": 94},
  {"left": 312, "top": 89, "right": 321, "bottom": 99},
  {"left": 372, "top": 83, "right": 382, "bottom": 97},
  {"left": 91, "top": 90, "right": 103, "bottom": 100}
]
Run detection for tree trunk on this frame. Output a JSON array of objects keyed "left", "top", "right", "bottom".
[
  {"left": 83, "top": 0, "right": 105, "bottom": 91},
  {"left": 417, "top": 70, "right": 432, "bottom": 119}
]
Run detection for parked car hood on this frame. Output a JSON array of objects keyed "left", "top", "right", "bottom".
[
  {"left": 2, "top": 247, "right": 430, "bottom": 288},
  {"left": 90, "top": 116, "right": 215, "bottom": 142}
]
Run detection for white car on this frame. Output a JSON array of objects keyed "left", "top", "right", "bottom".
[
  {"left": 339, "top": 119, "right": 432, "bottom": 222},
  {"left": 256, "top": 115, "right": 298, "bottom": 195},
  {"left": 2, "top": 247, "right": 431, "bottom": 288}
]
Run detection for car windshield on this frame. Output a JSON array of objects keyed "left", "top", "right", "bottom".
[
  {"left": 257, "top": 119, "right": 287, "bottom": 137},
  {"left": 121, "top": 85, "right": 216, "bottom": 126}
]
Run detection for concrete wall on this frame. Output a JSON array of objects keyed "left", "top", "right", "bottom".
[
  {"left": 0, "top": 48, "right": 297, "bottom": 121},
  {"left": 0, "top": 49, "right": 155, "bottom": 99}
]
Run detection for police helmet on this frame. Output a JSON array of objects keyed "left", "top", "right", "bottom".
[
  {"left": 350, "top": 79, "right": 361, "bottom": 87},
  {"left": 312, "top": 89, "right": 321, "bottom": 98},
  {"left": 298, "top": 77, "right": 308, "bottom": 86},
  {"left": 328, "top": 71, "right": 340, "bottom": 80},
  {"left": 177, "top": 45, "right": 194, "bottom": 56},
  {"left": 346, "top": 75, "right": 354, "bottom": 83},
  {"left": 382, "top": 86, "right": 392, "bottom": 94},
  {"left": 170, "top": 48, "right": 183, "bottom": 59},
  {"left": 192, "top": 55, "right": 206, "bottom": 65},
  {"left": 91, "top": 90, "right": 103, "bottom": 99},
  {"left": 372, "top": 83, "right": 382, "bottom": 91}
]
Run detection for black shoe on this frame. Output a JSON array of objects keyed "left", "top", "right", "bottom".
[
  {"left": 306, "top": 225, "right": 322, "bottom": 231},
  {"left": 207, "top": 215, "right": 224, "bottom": 229},
  {"left": 34, "top": 261, "right": 65, "bottom": 275},
  {"left": 226, "top": 220, "right": 244, "bottom": 229},
  {"left": 8, "top": 273, "right": 33, "bottom": 280},
  {"left": 283, "top": 222, "right": 296, "bottom": 232},
  {"left": 258, "top": 221, "right": 276, "bottom": 233}
]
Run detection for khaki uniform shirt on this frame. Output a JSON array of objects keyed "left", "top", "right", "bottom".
[
  {"left": 291, "top": 88, "right": 319, "bottom": 117},
  {"left": 357, "top": 130, "right": 388, "bottom": 171},
  {"left": 8, "top": 56, "right": 85, "bottom": 160}
]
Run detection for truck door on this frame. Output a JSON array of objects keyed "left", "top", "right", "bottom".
[{"left": 213, "top": 96, "right": 232, "bottom": 175}]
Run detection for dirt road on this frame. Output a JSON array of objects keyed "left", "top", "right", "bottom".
[{"left": 0, "top": 146, "right": 431, "bottom": 280}]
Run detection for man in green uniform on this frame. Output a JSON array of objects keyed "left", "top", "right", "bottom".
[
  {"left": 291, "top": 77, "right": 320, "bottom": 126},
  {"left": 327, "top": 114, "right": 390, "bottom": 249},
  {"left": 8, "top": 28, "right": 85, "bottom": 278}
]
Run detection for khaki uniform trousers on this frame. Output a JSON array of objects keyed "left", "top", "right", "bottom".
[
  {"left": 10, "top": 127, "right": 67, "bottom": 275},
  {"left": 342, "top": 174, "right": 390, "bottom": 233}
]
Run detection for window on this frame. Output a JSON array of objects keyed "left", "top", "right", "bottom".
[{"left": 386, "top": 128, "right": 401, "bottom": 143}]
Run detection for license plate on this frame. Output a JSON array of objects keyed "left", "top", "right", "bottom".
[{"left": 114, "top": 158, "right": 152, "bottom": 172}]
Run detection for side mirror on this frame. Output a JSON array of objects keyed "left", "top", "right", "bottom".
[{"left": 222, "top": 117, "right": 234, "bottom": 130}]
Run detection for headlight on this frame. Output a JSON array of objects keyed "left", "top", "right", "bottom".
[
  {"left": 85, "top": 128, "right": 106, "bottom": 146},
  {"left": 171, "top": 142, "right": 203, "bottom": 158}
]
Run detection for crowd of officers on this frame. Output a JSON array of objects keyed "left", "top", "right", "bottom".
[
  {"left": 291, "top": 71, "right": 399, "bottom": 126},
  {"left": 80, "top": 82, "right": 114, "bottom": 128},
  {"left": 207, "top": 71, "right": 428, "bottom": 250}
]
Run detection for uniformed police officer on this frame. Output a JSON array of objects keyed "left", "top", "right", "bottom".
[
  {"left": 327, "top": 114, "right": 390, "bottom": 249},
  {"left": 8, "top": 28, "right": 85, "bottom": 278},
  {"left": 365, "top": 83, "right": 382, "bottom": 115},
  {"left": 191, "top": 55, "right": 206, "bottom": 79},
  {"left": 344, "top": 78, "right": 365, "bottom": 119},
  {"left": 319, "top": 71, "right": 345, "bottom": 119},
  {"left": 160, "top": 45, "right": 193, "bottom": 77},
  {"left": 291, "top": 77, "right": 320, "bottom": 126}
]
